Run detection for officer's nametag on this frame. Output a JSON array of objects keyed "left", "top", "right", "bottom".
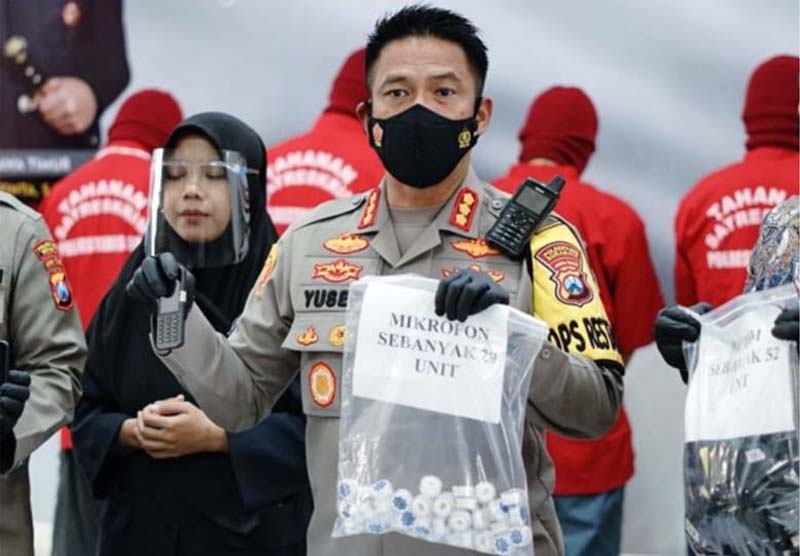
[
  {"left": 351, "top": 282, "right": 508, "bottom": 424},
  {"left": 685, "top": 305, "right": 795, "bottom": 442}
]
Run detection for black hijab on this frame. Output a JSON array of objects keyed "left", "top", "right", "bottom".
[{"left": 88, "top": 112, "right": 277, "bottom": 413}]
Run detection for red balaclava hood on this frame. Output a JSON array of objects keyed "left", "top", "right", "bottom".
[
  {"left": 108, "top": 89, "right": 183, "bottom": 152},
  {"left": 742, "top": 55, "right": 799, "bottom": 151},
  {"left": 324, "top": 48, "right": 368, "bottom": 118},
  {"left": 518, "top": 86, "right": 598, "bottom": 176}
]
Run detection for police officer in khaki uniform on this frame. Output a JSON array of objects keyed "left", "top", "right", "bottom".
[
  {"left": 128, "top": 7, "right": 625, "bottom": 556},
  {"left": 0, "top": 191, "right": 86, "bottom": 556}
]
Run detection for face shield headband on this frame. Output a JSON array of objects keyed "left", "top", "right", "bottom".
[{"left": 144, "top": 148, "right": 256, "bottom": 268}]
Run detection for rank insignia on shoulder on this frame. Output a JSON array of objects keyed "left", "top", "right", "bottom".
[
  {"left": 535, "top": 241, "right": 594, "bottom": 307},
  {"left": 309, "top": 362, "right": 336, "bottom": 408},
  {"left": 32, "top": 240, "right": 74, "bottom": 311},
  {"left": 329, "top": 325, "right": 347, "bottom": 348},
  {"left": 358, "top": 189, "right": 380, "bottom": 229},
  {"left": 441, "top": 264, "right": 505, "bottom": 283},
  {"left": 323, "top": 233, "right": 369, "bottom": 255},
  {"left": 312, "top": 259, "right": 363, "bottom": 283},
  {"left": 449, "top": 188, "right": 477, "bottom": 231},
  {"left": 450, "top": 238, "right": 501, "bottom": 259},
  {"left": 254, "top": 245, "right": 278, "bottom": 298},
  {"left": 297, "top": 326, "right": 319, "bottom": 346}
]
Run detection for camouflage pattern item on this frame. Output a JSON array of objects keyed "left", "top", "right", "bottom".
[{"left": 744, "top": 196, "right": 800, "bottom": 292}]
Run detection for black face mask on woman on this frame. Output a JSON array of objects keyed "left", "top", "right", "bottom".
[{"left": 367, "top": 100, "right": 481, "bottom": 188}]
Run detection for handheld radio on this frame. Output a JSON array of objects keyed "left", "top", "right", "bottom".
[
  {"left": 486, "top": 176, "right": 565, "bottom": 258},
  {"left": 154, "top": 268, "right": 188, "bottom": 353}
]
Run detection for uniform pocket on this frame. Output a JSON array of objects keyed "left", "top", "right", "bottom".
[{"left": 284, "top": 314, "right": 348, "bottom": 418}]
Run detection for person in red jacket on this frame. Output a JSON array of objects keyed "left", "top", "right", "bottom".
[
  {"left": 39, "top": 88, "right": 183, "bottom": 556},
  {"left": 675, "top": 55, "right": 799, "bottom": 308},
  {"left": 266, "top": 48, "right": 384, "bottom": 235},
  {"left": 493, "top": 86, "right": 664, "bottom": 556}
]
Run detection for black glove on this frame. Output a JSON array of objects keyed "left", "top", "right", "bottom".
[
  {"left": 654, "top": 302, "right": 712, "bottom": 383},
  {"left": 435, "top": 268, "right": 509, "bottom": 322},
  {"left": 0, "top": 370, "right": 31, "bottom": 442},
  {"left": 126, "top": 252, "right": 195, "bottom": 315},
  {"left": 772, "top": 301, "right": 799, "bottom": 344}
]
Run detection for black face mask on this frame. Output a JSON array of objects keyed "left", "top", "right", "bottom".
[{"left": 367, "top": 102, "right": 481, "bottom": 188}]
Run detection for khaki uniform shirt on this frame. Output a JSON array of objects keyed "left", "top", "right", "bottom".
[
  {"left": 0, "top": 192, "right": 86, "bottom": 556},
  {"left": 161, "top": 170, "right": 624, "bottom": 556}
]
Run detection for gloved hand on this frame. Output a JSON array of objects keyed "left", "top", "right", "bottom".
[
  {"left": 435, "top": 268, "right": 509, "bottom": 322},
  {"left": 0, "top": 370, "right": 31, "bottom": 442},
  {"left": 126, "top": 253, "right": 195, "bottom": 316},
  {"left": 772, "top": 301, "right": 799, "bottom": 345},
  {"left": 654, "top": 302, "right": 712, "bottom": 383}
]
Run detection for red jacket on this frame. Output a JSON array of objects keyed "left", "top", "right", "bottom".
[
  {"left": 675, "top": 147, "right": 799, "bottom": 307},
  {"left": 39, "top": 140, "right": 152, "bottom": 449},
  {"left": 266, "top": 112, "right": 384, "bottom": 236},
  {"left": 493, "top": 163, "right": 664, "bottom": 495}
]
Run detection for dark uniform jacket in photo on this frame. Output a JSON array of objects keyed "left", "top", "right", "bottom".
[{"left": 0, "top": 0, "right": 129, "bottom": 149}]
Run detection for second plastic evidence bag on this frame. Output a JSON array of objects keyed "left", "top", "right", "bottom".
[{"left": 682, "top": 283, "right": 799, "bottom": 555}]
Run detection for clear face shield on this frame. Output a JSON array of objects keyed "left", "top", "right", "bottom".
[{"left": 144, "top": 148, "right": 253, "bottom": 268}]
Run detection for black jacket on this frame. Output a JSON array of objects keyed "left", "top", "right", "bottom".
[
  {"left": 0, "top": 0, "right": 130, "bottom": 149},
  {"left": 75, "top": 370, "right": 311, "bottom": 556}
]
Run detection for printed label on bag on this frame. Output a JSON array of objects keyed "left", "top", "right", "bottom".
[
  {"left": 352, "top": 282, "right": 508, "bottom": 424},
  {"left": 685, "top": 305, "right": 795, "bottom": 442}
]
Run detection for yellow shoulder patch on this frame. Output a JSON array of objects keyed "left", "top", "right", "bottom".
[{"left": 531, "top": 221, "right": 622, "bottom": 364}]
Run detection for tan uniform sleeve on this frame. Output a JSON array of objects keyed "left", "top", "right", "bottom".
[
  {"left": 525, "top": 220, "right": 624, "bottom": 439},
  {"left": 160, "top": 234, "right": 299, "bottom": 432},
  {"left": 7, "top": 219, "right": 85, "bottom": 471}
]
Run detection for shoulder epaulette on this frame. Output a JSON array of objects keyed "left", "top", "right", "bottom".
[
  {"left": 483, "top": 185, "right": 510, "bottom": 219},
  {"left": 290, "top": 193, "right": 367, "bottom": 232},
  {"left": 0, "top": 191, "right": 41, "bottom": 221}
]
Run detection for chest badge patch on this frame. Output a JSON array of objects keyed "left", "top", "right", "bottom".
[
  {"left": 450, "top": 237, "right": 501, "bottom": 259},
  {"left": 535, "top": 241, "right": 594, "bottom": 307},
  {"left": 32, "top": 240, "right": 73, "bottom": 311},
  {"left": 309, "top": 362, "right": 336, "bottom": 408},
  {"left": 297, "top": 326, "right": 319, "bottom": 346},
  {"left": 312, "top": 259, "right": 363, "bottom": 283},
  {"left": 441, "top": 264, "right": 505, "bottom": 283},
  {"left": 323, "top": 233, "right": 369, "bottom": 255},
  {"left": 329, "top": 325, "right": 347, "bottom": 348}
]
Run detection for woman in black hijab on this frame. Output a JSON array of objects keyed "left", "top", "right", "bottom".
[{"left": 72, "top": 113, "right": 312, "bottom": 556}]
